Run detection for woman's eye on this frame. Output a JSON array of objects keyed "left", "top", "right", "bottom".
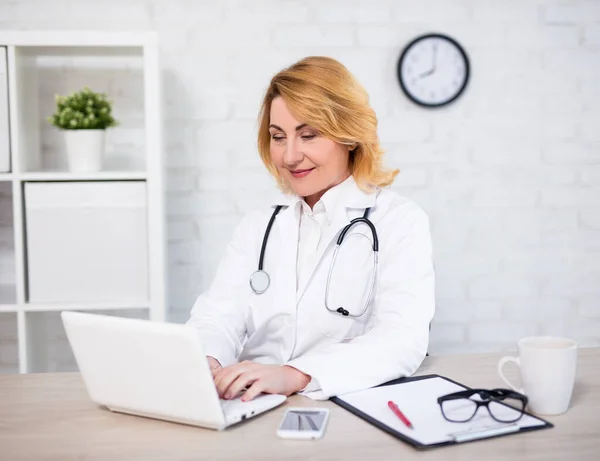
[
  {"left": 271, "top": 135, "right": 285, "bottom": 143},
  {"left": 301, "top": 134, "right": 316, "bottom": 141}
]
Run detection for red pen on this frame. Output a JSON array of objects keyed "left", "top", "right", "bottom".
[{"left": 388, "top": 400, "right": 414, "bottom": 429}]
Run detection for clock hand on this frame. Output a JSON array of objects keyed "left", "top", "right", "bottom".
[{"left": 419, "top": 43, "right": 438, "bottom": 78}]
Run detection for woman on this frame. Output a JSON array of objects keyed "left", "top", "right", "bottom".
[{"left": 187, "top": 56, "right": 435, "bottom": 402}]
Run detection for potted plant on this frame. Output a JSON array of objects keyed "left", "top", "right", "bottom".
[{"left": 47, "top": 87, "right": 118, "bottom": 172}]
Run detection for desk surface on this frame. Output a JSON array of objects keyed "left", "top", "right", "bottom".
[{"left": 1, "top": 348, "right": 599, "bottom": 461}]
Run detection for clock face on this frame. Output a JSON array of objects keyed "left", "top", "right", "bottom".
[{"left": 397, "top": 33, "right": 470, "bottom": 108}]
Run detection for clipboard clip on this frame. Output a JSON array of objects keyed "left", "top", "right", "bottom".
[{"left": 449, "top": 423, "right": 520, "bottom": 443}]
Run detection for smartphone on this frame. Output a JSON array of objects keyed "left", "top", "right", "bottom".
[{"left": 276, "top": 407, "right": 330, "bottom": 440}]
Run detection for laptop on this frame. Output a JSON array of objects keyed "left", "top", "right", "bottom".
[{"left": 61, "top": 310, "right": 287, "bottom": 430}]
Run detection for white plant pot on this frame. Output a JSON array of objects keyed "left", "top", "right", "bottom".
[{"left": 64, "top": 129, "right": 106, "bottom": 172}]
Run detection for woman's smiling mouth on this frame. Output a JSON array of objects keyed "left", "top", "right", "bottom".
[{"left": 290, "top": 168, "right": 315, "bottom": 179}]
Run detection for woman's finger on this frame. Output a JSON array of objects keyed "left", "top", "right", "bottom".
[
  {"left": 214, "top": 365, "right": 246, "bottom": 398},
  {"left": 241, "top": 379, "right": 266, "bottom": 402},
  {"left": 214, "top": 363, "right": 257, "bottom": 397},
  {"left": 224, "top": 372, "right": 259, "bottom": 400}
]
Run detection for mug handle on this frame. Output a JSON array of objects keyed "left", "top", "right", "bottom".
[{"left": 497, "top": 356, "right": 525, "bottom": 393}]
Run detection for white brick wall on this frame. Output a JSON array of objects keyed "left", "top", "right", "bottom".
[{"left": 0, "top": 0, "right": 599, "bottom": 371}]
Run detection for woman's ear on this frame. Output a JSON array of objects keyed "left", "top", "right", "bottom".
[{"left": 349, "top": 142, "right": 358, "bottom": 152}]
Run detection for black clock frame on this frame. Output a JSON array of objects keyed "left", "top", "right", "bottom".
[{"left": 396, "top": 33, "right": 470, "bottom": 108}]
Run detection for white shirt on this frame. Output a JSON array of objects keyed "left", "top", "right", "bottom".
[
  {"left": 296, "top": 177, "right": 350, "bottom": 292},
  {"left": 295, "top": 177, "right": 354, "bottom": 392}
]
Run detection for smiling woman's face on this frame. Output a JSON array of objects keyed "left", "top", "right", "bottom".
[{"left": 268, "top": 96, "right": 351, "bottom": 208}]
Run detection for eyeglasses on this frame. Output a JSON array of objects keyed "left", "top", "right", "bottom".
[{"left": 437, "top": 388, "right": 529, "bottom": 423}]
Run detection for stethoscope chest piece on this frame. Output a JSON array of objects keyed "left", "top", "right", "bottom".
[{"left": 250, "top": 269, "right": 270, "bottom": 294}]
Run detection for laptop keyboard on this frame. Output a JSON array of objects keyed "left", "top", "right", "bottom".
[
  {"left": 220, "top": 398, "right": 238, "bottom": 413},
  {"left": 221, "top": 397, "right": 255, "bottom": 413},
  {"left": 220, "top": 394, "right": 287, "bottom": 425},
  {"left": 220, "top": 396, "right": 267, "bottom": 420}
]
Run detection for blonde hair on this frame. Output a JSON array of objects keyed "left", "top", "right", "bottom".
[{"left": 257, "top": 56, "right": 399, "bottom": 193}]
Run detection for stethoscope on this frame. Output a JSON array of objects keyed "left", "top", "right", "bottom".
[{"left": 249, "top": 205, "right": 379, "bottom": 318}]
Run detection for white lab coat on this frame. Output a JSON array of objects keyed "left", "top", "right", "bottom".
[{"left": 187, "top": 176, "right": 435, "bottom": 400}]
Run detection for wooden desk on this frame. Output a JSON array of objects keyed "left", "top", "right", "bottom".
[{"left": 1, "top": 348, "right": 598, "bottom": 461}]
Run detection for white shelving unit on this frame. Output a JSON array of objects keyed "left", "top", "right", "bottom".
[{"left": 0, "top": 31, "right": 166, "bottom": 373}]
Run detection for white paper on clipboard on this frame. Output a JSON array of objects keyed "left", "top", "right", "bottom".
[{"left": 335, "top": 376, "right": 548, "bottom": 446}]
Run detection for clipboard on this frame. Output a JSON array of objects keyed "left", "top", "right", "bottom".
[{"left": 330, "top": 374, "right": 553, "bottom": 450}]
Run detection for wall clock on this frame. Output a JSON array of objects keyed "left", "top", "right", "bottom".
[{"left": 397, "top": 33, "right": 470, "bottom": 108}]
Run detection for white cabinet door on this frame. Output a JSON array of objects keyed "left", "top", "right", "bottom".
[
  {"left": 25, "top": 181, "right": 149, "bottom": 303},
  {"left": 0, "top": 47, "right": 9, "bottom": 173}
]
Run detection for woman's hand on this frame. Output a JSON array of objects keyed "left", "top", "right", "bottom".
[
  {"left": 207, "top": 356, "right": 223, "bottom": 377},
  {"left": 213, "top": 361, "right": 311, "bottom": 402}
]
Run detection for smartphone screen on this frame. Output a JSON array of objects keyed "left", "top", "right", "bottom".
[{"left": 280, "top": 409, "right": 328, "bottom": 432}]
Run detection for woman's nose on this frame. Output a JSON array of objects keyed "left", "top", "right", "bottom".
[{"left": 283, "top": 138, "right": 303, "bottom": 165}]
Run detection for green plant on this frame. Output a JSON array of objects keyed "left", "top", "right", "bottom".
[{"left": 47, "top": 86, "right": 118, "bottom": 130}]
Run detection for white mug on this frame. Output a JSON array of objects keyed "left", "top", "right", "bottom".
[{"left": 497, "top": 336, "right": 577, "bottom": 416}]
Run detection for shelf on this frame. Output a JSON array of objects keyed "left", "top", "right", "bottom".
[
  {"left": 23, "top": 301, "right": 150, "bottom": 312},
  {"left": 0, "top": 184, "right": 16, "bottom": 310},
  {"left": 0, "top": 30, "right": 157, "bottom": 48},
  {"left": 0, "top": 311, "right": 18, "bottom": 374},
  {"left": 25, "top": 308, "right": 150, "bottom": 373},
  {"left": 20, "top": 171, "right": 147, "bottom": 181},
  {"left": 0, "top": 283, "right": 16, "bottom": 305},
  {"left": 9, "top": 43, "right": 147, "bottom": 174},
  {"left": 0, "top": 30, "right": 166, "bottom": 374}
]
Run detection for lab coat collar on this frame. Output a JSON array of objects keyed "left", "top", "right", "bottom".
[
  {"left": 272, "top": 175, "right": 378, "bottom": 304},
  {"left": 272, "top": 175, "right": 377, "bottom": 212}
]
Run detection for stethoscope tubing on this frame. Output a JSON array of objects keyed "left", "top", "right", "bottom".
[{"left": 250, "top": 205, "right": 378, "bottom": 318}]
